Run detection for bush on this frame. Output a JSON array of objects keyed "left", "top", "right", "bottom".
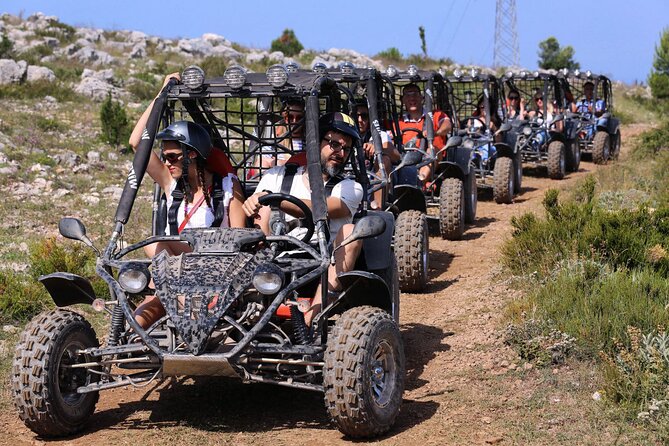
[
  {"left": 0, "top": 80, "right": 79, "bottom": 102},
  {"left": 376, "top": 47, "right": 402, "bottom": 62},
  {"left": 270, "top": 29, "right": 303, "bottom": 57},
  {"left": 199, "top": 56, "right": 228, "bottom": 78},
  {"left": 0, "top": 34, "right": 14, "bottom": 59},
  {"left": 0, "top": 269, "right": 50, "bottom": 323},
  {"left": 99, "top": 92, "right": 129, "bottom": 147}
]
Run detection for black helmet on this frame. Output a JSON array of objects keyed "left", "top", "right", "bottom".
[
  {"left": 319, "top": 112, "right": 360, "bottom": 146},
  {"left": 156, "top": 120, "right": 212, "bottom": 160}
]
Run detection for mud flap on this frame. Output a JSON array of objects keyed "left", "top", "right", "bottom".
[{"left": 38, "top": 272, "right": 96, "bottom": 307}]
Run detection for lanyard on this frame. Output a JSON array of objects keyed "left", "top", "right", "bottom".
[{"left": 178, "top": 192, "right": 207, "bottom": 233}]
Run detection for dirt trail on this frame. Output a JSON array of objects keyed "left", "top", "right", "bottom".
[{"left": 0, "top": 125, "right": 648, "bottom": 446}]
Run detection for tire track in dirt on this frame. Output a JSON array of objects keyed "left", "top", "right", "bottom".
[{"left": 1, "top": 125, "right": 648, "bottom": 446}]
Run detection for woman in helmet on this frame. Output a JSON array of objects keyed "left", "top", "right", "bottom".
[{"left": 128, "top": 73, "right": 246, "bottom": 327}]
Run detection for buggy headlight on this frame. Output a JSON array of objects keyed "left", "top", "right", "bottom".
[
  {"left": 340, "top": 61, "right": 355, "bottom": 76},
  {"left": 223, "top": 65, "right": 247, "bottom": 89},
  {"left": 385, "top": 65, "right": 398, "bottom": 78},
  {"left": 252, "top": 263, "right": 285, "bottom": 295},
  {"left": 313, "top": 62, "right": 327, "bottom": 74},
  {"left": 267, "top": 64, "right": 288, "bottom": 88},
  {"left": 533, "top": 70, "right": 540, "bottom": 77},
  {"left": 573, "top": 69, "right": 581, "bottom": 77},
  {"left": 407, "top": 64, "right": 419, "bottom": 77},
  {"left": 585, "top": 70, "right": 592, "bottom": 78},
  {"left": 118, "top": 264, "right": 150, "bottom": 294},
  {"left": 561, "top": 68, "right": 569, "bottom": 76},
  {"left": 505, "top": 70, "right": 513, "bottom": 79},
  {"left": 182, "top": 65, "right": 205, "bottom": 90},
  {"left": 520, "top": 71, "right": 528, "bottom": 79},
  {"left": 285, "top": 61, "right": 299, "bottom": 73},
  {"left": 522, "top": 126, "right": 532, "bottom": 136}
]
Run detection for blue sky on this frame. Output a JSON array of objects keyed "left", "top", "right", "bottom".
[{"left": 2, "top": 0, "right": 666, "bottom": 83}]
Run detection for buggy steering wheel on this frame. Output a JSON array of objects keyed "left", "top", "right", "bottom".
[{"left": 258, "top": 193, "right": 314, "bottom": 243}]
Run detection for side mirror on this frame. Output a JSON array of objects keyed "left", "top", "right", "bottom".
[
  {"left": 497, "top": 122, "right": 512, "bottom": 134},
  {"left": 446, "top": 135, "right": 463, "bottom": 149},
  {"left": 550, "top": 113, "right": 564, "bottom": 125},
  {"left": 59, "top": 217, "right": 87, "bottom": 241},
  {"left": 339, "top": 215, "right": 386, "bottom": 247},
  {"left": 58, "top": 217, "right": 99, "bottom": 254}
]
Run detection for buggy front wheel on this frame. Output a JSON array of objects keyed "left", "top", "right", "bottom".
[
  {"left": 592, "top": 131, "right": 610, "bottom": 165},
  {"left": 395, "top": 210, "right": 429, "bottom": 292},
  {"left": 439, "top": 177, "right": 465, "bottom": 239},
  {"left": 12, "top": 309, "right": 100, "bottom": 437},
  {"left": 547, "top": 141, "right": 566, "bottom": 180},
  {"left": 324, "top": 306, "right": 405, "bottom": 438},
  {"left": 493, "top": 156, "right": 514, "bottom": 204}
]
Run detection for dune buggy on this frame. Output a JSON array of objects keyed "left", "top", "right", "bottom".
[
  {"left": 449, "top": 69, "right": 520, "bottom": 204},
  {"left": 503, "top": 71, "right": 575, "bottom": 180},
  {"left": 383, "top": 65, "right": 471, "bottom": 240},
  {"left": 320, "top": 63, "right": 430, "bottom": 292},
  {"left": 560, "top": 70, "right": 620, "bottom": 164},
  {"left": 12, "top": 65, "right": 405, "bottom": 439}
]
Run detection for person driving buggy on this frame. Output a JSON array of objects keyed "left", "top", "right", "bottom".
[
  {"left": 128, "top": 73, "right": 247, "bottom": 328},
  {"left": 242, "top": 112, "right": 364, "bottom": 326},
  {"left": 398, "top": 83, "right": 452, "bottom": 186}
]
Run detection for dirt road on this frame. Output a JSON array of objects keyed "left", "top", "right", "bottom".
[{"left": 1, "top": 125, "right": 647, "bottom": 446}]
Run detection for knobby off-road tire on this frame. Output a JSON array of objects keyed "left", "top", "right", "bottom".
[
  {"left": 513, "top": 151, "right": 523, "bottom": 194},
  {"left": 464, "top": 170, "right": 477, "bottom": 224},
  {"left": 12, "top": 309, "right": 100, "bottom": 437},
  {"left": 395, "top": 210, "right": 429, "bottom": 292},
  {"left": 324, "top": 306, "right": 405, "bottom": 438},
  {"left": 611, "top": 129, "right": 621, "bottom": 160},
  {"left": 547, "top": 140, "right": 566, "bottom": 180},
  {"left": 439, "top": 177, "right": 465, "bottom": 240},
  {"left": 592, "top": 131, "right": 610, "bottom": 165},
  {"left": 493, "top": 156, "right": 514, "bottom": 204},
  {"left": 566, "top": 138, "right": 581, "bottom": 172}
]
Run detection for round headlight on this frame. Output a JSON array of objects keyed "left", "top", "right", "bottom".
[
  {"left": 313, "top": 62, "right": 327, "bottom": 74},
  {"left": 285, "top": 61, "right": 299, "bottom": 73},
  {"left": 407, "top": 64, "right": 419, "bottom": 77},
  {"left": 520, "top": 71, "right": 528, "bottom": 79},
  {"left": 385, "top": 64, "right": 398, "bottom": 78},
  {"left": 252, "top": 263, "right": 285, "bottom": 295},
  {"left": 505, "top": 70, "right": 514, "bottom": 79},
  {"left": 223, "top": 65, "right": 247, "bottom": 89},
  {"left": 119, "top": 264, "right": 150, "bottom": 294},
  {"left": 181, "top": 65, "right": 205, "bottom": 90},
  {"left": 453, "top": 69, "right": 463, "bottom": 78},
  {"left": 463, "top": 138, "right": 475, "bottom": 149},
  {"left": 522, "top": 126, "right": 533, "bottom": 136},
  {"left": 266, "top": 64, "right": 288, "bottom": 88},
  {"left": 340, "top": 61, "right": 355, "bottom": 76},
  {"left": 533, "top": 70, "right": 540, "bottom": 77}
]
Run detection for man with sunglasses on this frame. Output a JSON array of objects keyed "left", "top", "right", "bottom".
[{"left": 242, "top": 112, "right": 364, "bottom": 326}]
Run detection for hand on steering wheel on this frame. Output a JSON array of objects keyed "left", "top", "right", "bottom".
[{"left": 258, "top": 193, "right": 315, "bottom": 243}]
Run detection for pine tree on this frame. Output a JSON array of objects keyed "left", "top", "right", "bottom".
[
  {"left": 649, "top": 28, "right": 669, "bottom": 99},
  {"left": 99, "top": 93, "right": 129, "bottom": 147},
  {"left": 537, "top": 37, "right": 580, "bottom": 71}
]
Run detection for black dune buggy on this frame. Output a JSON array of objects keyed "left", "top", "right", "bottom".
[
  {"left": 320, "top": 63, "right": 430, "bottom": 292},
  {"left": 448, "top": 69, "right": 520, "bottom": 204},
  {"left": 11, "top": 65, "right": 405, "bottom": 439},
  {"left": 503, "top": 71, "right": 576, "bottom": 180},
  {"left": 383, "top": 65, "right": 472, "bottom": 240},
  {"left": 560, "top": 69, "right": 620, "bottom": 164}
]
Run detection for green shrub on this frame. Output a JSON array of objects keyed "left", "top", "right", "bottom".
[
  {"left": 18, "top": 44, "right": 53, "bottom": 65},
  {"left": 632, "top": 121, "right": 669, "bottom": 159},
  {"left": 376, "top": 47, "right": 402, "bottom": 62},
  {"left": 34, "top": 19, "right": 77, "bottom": 45},
  {"left": 127, "top": 78, "right": 158, "bottom": 101},
  {"left": 28, "top": 237, "right": 97, "bottom": 280},
  {"left": 0, "top": 34, "right": 14, "bottom": 59},
  {"left": 99, "top": 92, "right": 129, "bottom": 147},
  {"left": 199, "top": 56, "right": 228, "bottom": 78},
  {"left": 0, "top": 269, "right": 51, "bottom": 323},
  {"left": 270, "top": 29, "right": 303, "bottom": 57},
  {"left": 0, "top": 80, "right": 79, "bottom": 102},
  {"left": 35, "top": 116, "right": 67, "bottom": 133}
]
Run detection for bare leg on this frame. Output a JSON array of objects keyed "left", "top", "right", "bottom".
[{"left": 304, "top": 224, "right": 362, "bottom": 326}]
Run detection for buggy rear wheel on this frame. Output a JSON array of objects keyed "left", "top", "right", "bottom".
[
  {"left": 324, "top": 306, "right": 405, "bottom": 438},
  {"left": 566, "top": 138, "right": 581, "bottom": 172},
  {"left": 611, "top": 129, "right": 621, "bottom": 160},
  {"left": 547, "top": 141, "right": 566, "bottom": 180},
  {"left": 12, "top": 309, "right": 99, "bottom": 437},
  {"left": 513, "top": 150, "right": 523, "bottom": 194},
  {"left": 464, "top": 170, "right": 477, "bottom": 224},
  {"left": 395, "top": 210, "right": 429, "bottom": 292},
  {"left": 592, "top": 131, "right": 610, "bottom": 164},
  {"left": 439, "top": 177, "right": 465, "bottom": 240},
  {"left": 493, "top": 156, "right": 514, "bottom": 204}
]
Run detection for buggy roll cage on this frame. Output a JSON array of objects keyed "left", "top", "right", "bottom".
[
  {"left": 448, "top": 73, "right": 506, "bottom": 136},
  {"left": 502, "top": 72, "right": 565, "bottom": 119},
  {"left": 558, "top": 70, "right": 613, "bottom": 114}
]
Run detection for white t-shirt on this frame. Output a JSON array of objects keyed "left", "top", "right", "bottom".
[
  {"left": 165, "top": 174, "right": 236, "bottom": 235},
  {"left": 256, "top": 165, "right": 363, "bottom": 241}
]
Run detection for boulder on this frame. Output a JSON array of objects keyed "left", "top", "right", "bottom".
[
  {"left": 74, "top": 76, "right": 123, "bottom": 101},
  {"left": 202, "top": 33, "right": 229, "bottom": 46},
  {"left": 26, "top": 65, "right": 55, "bottom": 82},
  {"left": 268, "top": 51, "right": 284, "bottom": 62},
  {"left": 0, "top": 59, "right": 27, "bottom": 84},
  {"left": 245, "top": 51, "right": 268, "bottom": 64},
  {"left": 72, "top": 47, "right": 115, "bottom": 65},
  {"left": 130, "top": 42, "right": 146, "bottom": 59}
]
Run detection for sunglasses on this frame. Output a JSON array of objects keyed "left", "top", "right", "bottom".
[
  {"left": 323, "top": 136, "right": 351, "bottom": 152},
  {"left": 509, "top": 96, "right": 519, "bottom": 100},
  {"left": 358, "top": 112, "right": 369, "bottom": 119},
  {"left": 163, "top": 152, "right": 184, "bottom": 164}
]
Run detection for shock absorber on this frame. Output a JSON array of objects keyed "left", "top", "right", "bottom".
[
  {"left": 290, "top": 304, "right": 311, "bottom": 345},
  {"left": 107, "top": 304, "right": 125, "bottom": 346}
]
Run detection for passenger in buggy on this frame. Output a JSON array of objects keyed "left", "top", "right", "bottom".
[
  {"left": 128, "top": 73, "right": 247, "bottom": 329},
  {"left": 260, "top": 98, "right": 306, "bottom": 167},
  {"left": 242, "top": 112, "right": 364, "bottom": 326},
  {"left": 354, "top": 98, "right": 400, "bottom": 209}
]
